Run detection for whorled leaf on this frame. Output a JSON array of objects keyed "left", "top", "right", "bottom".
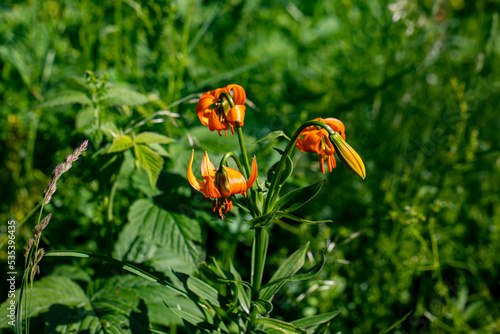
[
  {"left": 274, "top": 180, "right": 326, "bottom": 213},
  {"left": 259, "top": 243, "right": 309, "bottom": 301}
]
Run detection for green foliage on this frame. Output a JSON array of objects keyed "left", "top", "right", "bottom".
[{"left": 1, "top": 0, "right": 499, "bottom": 333}]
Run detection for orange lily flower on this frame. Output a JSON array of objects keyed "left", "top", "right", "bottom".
[
  {"left": 188, "top": 150, "right": 258, "bottom": 215},
  {"left": 296, "top": 118, "right": 346, "bottom": 173},
  {"left": 195, "top": 84, "right": 246, "bottom": 136}
]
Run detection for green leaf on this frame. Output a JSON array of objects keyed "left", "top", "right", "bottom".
[
  {"left": 245, "top": 207, "right": 280, "bottom": 228},
  {"left": 108, "top": 134, "right": 134, "bottom": 153},
  {"left": 187, "top": 276, "right": 221, "bottom": 307},
  {"left": 114, "top": 199, "right": 201, "bottom": 267},
  {"left": 291, "top": 311, "right": 340, "bottom": 330},
  {"left": 34, "top": 90, "right": 92, "bottom": 109},
  {"left": 260, "top": 251, "right": 326, "bottom": 291},
  {"left": 134, "top": 131, "right": 175, "bottom": 144},
  {"left": 378, "top": 310, "right": 413, "bottom": 334},
  {"left": 279, "top": 212, "right": 333, "bottom": 225},
  {"left": 44, "top": 250, "right": 186, "bottom": 296},
  {"left": 2, "top": 274, "right": 186, "bottom": 332},
  {"left": 101, "top": 86, "right": 149, "bottom": 106},
  {"left": 275, "top": 180, "right": 326, "bottom": 213},
  {"left": 163, "top": 301, "right": 205, "bottom": 326},
  {"left": 267, "top": 155, "right": 293, "bottom": 187},
  {"left": 255, "top": 318, "right": 307, "bottom": 334},
  {"left": 252, "top": 300, "right": 273, "bottom": 316},
  {"left": 260, "top": 243, "right": 309, "bottom": 301},
  {"left": 254, "top": 130, "right": 291, "bottom": 143},
  {"left": 230, "top": 262, "right": 252, "bottom": 314},
  {"left": 134, "top": 144, "right": 164, "bottom": 187}
]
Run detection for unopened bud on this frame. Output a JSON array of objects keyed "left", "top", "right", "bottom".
[
  {"left": 214, "top": 167, "right": 231, "bottom": 198},
  {"left": 329, "top": 132, "right": 366, "bottom": 180}
]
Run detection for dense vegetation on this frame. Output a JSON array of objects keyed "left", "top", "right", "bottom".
[{"left": 1, "top": 0, "right": 499, "bottom": 333}]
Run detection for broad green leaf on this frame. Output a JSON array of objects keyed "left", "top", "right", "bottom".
[
  {"left": 260, "top": 243, "right": 309, "bottom": 301},
  {"left": 187, "top": 276, "right": 221, "bottom": 307},
  {"left": 275, "top": 180, "right": 326, "bottom": 213},
  {"left": 134, "top": 144, "right": 163, "bottom": 187},
  {"left": 101, "top": 86, "right": 149, "bottom": 106},
  {"left": 108, "top": 134, "right": 134, "bottom": 153},
  {"left": 291, "top": 311, "right": 340, "bottom": 330},
  {"left": 260, "top": 252, "right": 326, "bottom": 291},
  {"left": 255, "top": 318, "right": 307, "bottom": 334},
  {"left": 34, "top": 90, "right": 92, "bottom": 109},
  {"left": 2, "top": 274, "right": 182, "bottom": 333},
  {"left": 278, "top": 212, "right": 333, "bottom": 225},
  {"left": 44, "top": 250, "right": 186, "bottom": 296},
  {"left": 113, "top": 199, "right": 201, "bottom": 267},
  {"left": 245, "top": 207, "right": 279, "bottom": 228},
  {"left": 147, "top": 143, "right": 171, "bottom": 157},
  {"left": 254, "top": 130, "right": 291, "bottom": 143},
  {"left": 134, "top": 131, "right": 175, "bottom": 144},
  {"left": 0, "top": 275, "right": 87, "bottom": 327}
]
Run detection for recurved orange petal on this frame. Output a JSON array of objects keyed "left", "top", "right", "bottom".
[
  {"left": 246, "top": 157, "right": 258, "bottom": 190},
  {"left": 187, "top": 150, "right": 204, "bottom": 191},
  {"left": 201, "top": 151, "right": 216, "bottom": 180},
  {"left": 226, "top": 105, "right": 246, "bottom": 127},
  {"left": 226, "top": 84, "right": 246, "bottom": 105}
]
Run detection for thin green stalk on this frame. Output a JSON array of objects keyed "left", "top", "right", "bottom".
[
  {"left": 250, "top": 228, "right": 267, "bottom": 328},
  {"left": 263, "top": 121, "right": 336, "bottom": 214}
]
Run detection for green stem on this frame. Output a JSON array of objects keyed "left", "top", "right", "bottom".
[
  {"left": 263, "top": 121, "right": 337, "bottom": 214},
  {"left": 219, "top": 151, "right": 244, "bottom": 173},
  {"left": 107, "top": 178, "right": 119, "bottom": 222},
  {"left": 250, "top": 228, "right": 267, "bottom": 328},
  {"left": 220, "top": 92, "right": 260, "bottom": 216}
]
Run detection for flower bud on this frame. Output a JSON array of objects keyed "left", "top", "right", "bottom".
[
  {"left": 214, "top": 167, "right": 231, "bottom": 198},
  {"left": 329, "top": 132, "right": 366, "bottom": 180}
]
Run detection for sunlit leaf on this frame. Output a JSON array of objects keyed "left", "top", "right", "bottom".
[
  {"left": 101, "top": 86, "right": 149, "bottom": 106},
  {"left": 134, "top": 131, "right": 175, "bottom": 144},
  {"left": 34, "top": 90, "right": 92, "bottom": 109},
  {"left": 108, "top": 134, "right": 134, "bottom": 153},
  {"left": 134, "top": 144, "right": 163, "bottom": 187}
]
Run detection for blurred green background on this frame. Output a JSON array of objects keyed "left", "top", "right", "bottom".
[{"left": 1, "top": 0, "right": 499, "bottom": 333}]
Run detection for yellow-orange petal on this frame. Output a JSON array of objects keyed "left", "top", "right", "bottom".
[
  {"left": 329, "top": 132, "right": 366, "bottom": 179},
  {"left": 226, "top": 105, "right": 246, "bottom": 127},
  {"left": 246, "top": 157, "right": 258, "bottom": 190},
  {"left": 187, "top": 150, "right": 204, "bottom": 191}
]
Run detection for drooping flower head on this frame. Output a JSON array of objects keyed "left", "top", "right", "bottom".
[
  {"left": 188, "top": 150, "right": 257, "bottom": 215},
  {"left": 195, "top": 84, "right": 246, "bottom": 137},
  {"left": 296, "top": 117, "right": 366, "bottom": 179},
  {"left": 296, "top": 118, "right": 346, "bottom": 174}
]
